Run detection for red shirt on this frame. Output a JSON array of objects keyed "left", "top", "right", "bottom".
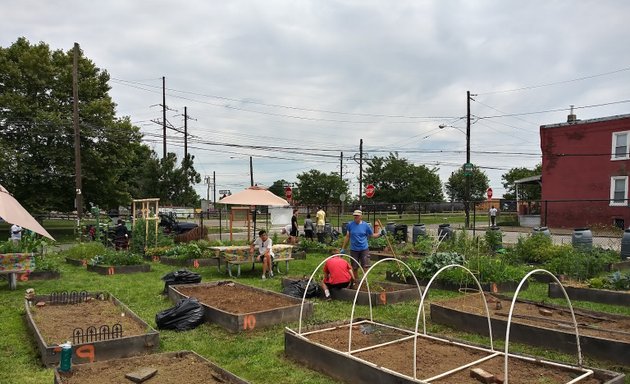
[{"left": 324, "top": 257, "right": 352, "bottom": 284}]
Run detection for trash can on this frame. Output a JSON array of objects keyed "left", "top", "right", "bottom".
[
  {"left": 572, "top": 228, "right": 592, "bottom": 249},
  {"left": 486, "top": 226, "right": 502, "bottom": 251},
  {"left": 342, "top": 222, "right": 348, "bottom": 236},
  {"left": 394, "top": 224, "right": 408, "bottom": 242},
  {"left": 621, "top": 229, "right": 630, "bottom": 260},
  {"left": 532, "top": 226, "right": 551, "bottom": 237},
  {"left": 385, "top": 222, "right": 397, "bottom": 235},
  {"left": 412, "top": 224, "right": 427, "bottom": 244},
  {"left": 438, "top": 223, "right": 452, "bottom": 241}
]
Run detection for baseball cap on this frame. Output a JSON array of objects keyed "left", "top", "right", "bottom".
[{"left": 352, "top": 210, "right": 362, "bottom": 216}]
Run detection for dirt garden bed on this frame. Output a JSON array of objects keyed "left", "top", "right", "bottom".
[
  {"left": 385, "top": 271, "right": 527, "bottom": 293},
  {"left": 281, "top": 277, "right": 421, "bottom": 305},
  {"left": 168, "top": 281, "right": 313, "bottom": 332},
  {"left": 86, "top": 263, "right": 151, "bottom": 275},
  {"left": 159, "top": 255, "right": 220, "bottom": 268},
  {"left": 548, "top": 282, "right": 630, "bottom": 307},
  {"left": 54, "top": 351, "right": 249, "bottom": 384},
  {"left": 431, "top": 292, "right": 630, "bottom": 365},
  {"left": 25, "top": 291, "right": 159, "bottom": 366},
  {"left": 285, "top": 321, "right": 624, "bottom": 384}
]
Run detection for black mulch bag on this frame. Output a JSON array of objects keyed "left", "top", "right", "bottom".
[
  {"left": 161, "top": 269, "right": 202, "bottom": 294},
  {"left": 282, "top": 279, "right": 321, "bottom": 298},
  {"left": 155, "top": 297, "right": 205, "bottom": 331}
]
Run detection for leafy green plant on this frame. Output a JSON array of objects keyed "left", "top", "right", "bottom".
[
  {"left": 510, "top": 234, "right": 554, "bottom": 264},
  {"left": 296, "top": 239, "right": 329, "bottom": 253},
  {"left": 543, "top": 246, "right": 618, "bottom": 281},
  {"left": 90, "top": 249, "right": 144, "bottom": 266},
  {"left": 33, "top": 254, "right": 61, "bottom": 273},
  {"left": 62, "top": 242, "right": 107, "bottom": 259},
  {"left": 589, "top": 271, "right": 630, "bottom": 291},
  {"left": 484, "top": 229, "right": 502, "bottom": 252},
  {"left": 130, "top": 218, "right": 174, "bottom": 254}
]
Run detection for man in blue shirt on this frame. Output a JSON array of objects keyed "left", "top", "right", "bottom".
[{"left": 340, "top": 210, "right": 384, "bottom": 276}]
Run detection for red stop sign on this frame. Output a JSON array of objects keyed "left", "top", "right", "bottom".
[
  {"left": 487, "top": 187, "right": 493, "bottom": 199},
  {"left": 284, "top": 186, "right": 292, "bottom": 199},
  {"left": 365, "top": 184, "right": 375, "bottom": 198}
]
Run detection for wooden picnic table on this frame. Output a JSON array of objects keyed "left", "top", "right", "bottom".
[
  {"left": 209, "top": 245, "right": 294, "bottom": 277},
  {"left": 0, "top": 253, "right": 35, "bottom": 290}
]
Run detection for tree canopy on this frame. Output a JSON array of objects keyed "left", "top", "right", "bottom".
[
  {"left": 268, "top": 179, "right": 290, "bottom": 198},
  {"left": 295, "top": 170, "right": 349, "bottom": 207},
  {"left": 501, "top": 164, "right": 542, "bottom": 201},
  {"left": 444, "top": 166, "right": 490, "bottom": 202},
  {"left": 0, "top": 37, "right": 200, "bottom": 212},
  {"left": 363, "top": 153, "right": 443, "bottom": 207}
]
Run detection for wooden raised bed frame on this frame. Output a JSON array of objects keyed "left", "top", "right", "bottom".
[
  {"left": 25, "top": 292, "right": 159, "bottom": 366},
  {"left": 548, "top": 282, "right": 630, "bottom": 307}
]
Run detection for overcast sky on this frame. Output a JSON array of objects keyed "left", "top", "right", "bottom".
[{"left": 3, "top": 1, "right": 630, "bottom": 201}]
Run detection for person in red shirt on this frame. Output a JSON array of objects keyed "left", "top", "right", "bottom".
[{"left": 320, "top": 255, "right": 355, "bottom": 299}]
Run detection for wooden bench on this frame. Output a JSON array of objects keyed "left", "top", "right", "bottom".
[{"left": 218, "top": 246, "right": 294, "bottom": 277}]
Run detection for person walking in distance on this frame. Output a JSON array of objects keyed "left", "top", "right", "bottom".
[
  {"left": 10, "top": 223, "right": 22, "bottom": 246},
  {"left": 303, "top": 213, "right": 315, "bottom": 241},
  {"left": 290, "top": 208, "right": 299, "bottom": 244},
  {"left": 340, "top": 210, "right": 385, "bottom": 277},
  {"left": 489, "top": 205, "right": 498, "bottom": 227},
  {"left": 320, "top": 254, "right": 355, "bottom": 300},
  {"left": 316, "top": 206, "right": 326, "bottom": 243}
]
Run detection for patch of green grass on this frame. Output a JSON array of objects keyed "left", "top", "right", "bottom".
[{"left": 0, "top": 249, "right": 628, "bottom": 383}]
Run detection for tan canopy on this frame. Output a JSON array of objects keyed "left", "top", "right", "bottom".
[
  {"left": 218, "top": 186, "right": 289, "bottom": 206},
  {"left": 0, "top": 184, "right": 55, "bottom": 241}
]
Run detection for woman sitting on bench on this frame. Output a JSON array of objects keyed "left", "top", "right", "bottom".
[{"left": 250, "top": 230, "right": 275, "bottom": 280}]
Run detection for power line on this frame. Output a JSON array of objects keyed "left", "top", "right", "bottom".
[
  {"left": 477, "top": 65, "right": 630, "bottom": 95},
  {"left": 477, "top": 99, "right": 630, "bottom": 119}
]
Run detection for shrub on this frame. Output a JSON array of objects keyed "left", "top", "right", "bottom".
[
  {"left": 510, "top": 234, "right": 554, "bottom": 264},
  {"left": 33, "top": 253, "right": 61, "bottom": 273},
  {"left": 588, "top": 271, "right": 630, "bottom": 291},
  {"left": 543, "top": 246, "right": 618, "bottom": 281}
]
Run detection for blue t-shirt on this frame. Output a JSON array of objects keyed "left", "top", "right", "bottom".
[{"left": 346, "top": 220, "right": 373, "bottom": 251}]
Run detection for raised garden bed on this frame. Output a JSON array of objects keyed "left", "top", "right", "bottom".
[
  {"left": 281, "top": 277, "right": 421, "bottom": 305},
  {"left": 54, "top": 350, "right": 249, "bottom": 384},
  {"left": 285, "top": 320, "right": 624, "bottom": 384},
  {"left": 160, "top": 255, "right": 220, "bottom": 268},
  {"left": 86, "top": 263, "right": 151, "bottom": 275},
  {"left": 385, "top": 271, "right": 527, "bottom": 293},
  {"left": 608, "top": 260, "right": 630, "bottom": 271},
  {"left": 168, "top": 281, "right": 313, "bottom": 333},
  {"left": 430, "top": 292, "right": 630, "bottom": 365},
  {"left": 25, "top": 291, "right": 159, "bottom": 366},
  {"left": 20, "top": 270, "right": 61, "bottom": 280},
  {"left": 548, "top": 282, "right": 630, "bottom": 307},
  {"left": 65, "top": 257, "right": 87, "bottom": 267}
]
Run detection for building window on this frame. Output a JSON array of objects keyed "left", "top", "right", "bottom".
[
  {"left": 612, "top": 131, "right": 630, "bottom": 160},
  {"left": 610, "top": 176, "right": 628, "bottom": 206}
]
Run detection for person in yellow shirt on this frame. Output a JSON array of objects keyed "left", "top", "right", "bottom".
[{"left": 316, "top": 206, "right": 326, "bottom": 243}]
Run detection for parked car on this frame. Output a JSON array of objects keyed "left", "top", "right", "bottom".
[{"left": 158, "top": 213, "right": 198, "bottom": 235}]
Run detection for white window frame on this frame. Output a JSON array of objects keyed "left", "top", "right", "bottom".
[
  {"left": 610, "top": 176, "right": 628, "bottom": 206},
  {"left": 611, "top": 131, "right": 630, "bottom": 160}
]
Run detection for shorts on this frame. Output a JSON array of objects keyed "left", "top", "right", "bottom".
[
  {"left": 325, "top": 281, "right": 352, "bottom": 290},
  {"left": 290, "top": 228, "right": 298, "bottom": 236},
  {"left": 316, "top": 224, "right": 325, "bottom": 233},
  {"left": 349, "top": 249, "right": 370, "bottom": 270},
  {"left": 256, "top": 254, "right": 274, "bottom": 262}
]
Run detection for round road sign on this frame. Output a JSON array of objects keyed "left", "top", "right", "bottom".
[
  {"left": 284, "top": 186, "right": 292, "bottom": 199},
  {"left": 487, "top": 187, "right": 493, "bottom": 199},
  {"left": 365, "top": 184, "right": 376, "bottom": 199}
]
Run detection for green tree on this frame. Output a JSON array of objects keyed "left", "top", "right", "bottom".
[
  {"left": 132, "top": 152, "right": 201, "bottom": 206},
  {"left": 364, "top": 153, "right": 443, "bottom": 210},
  {"left": 445, "top": 166, "right": 490, "bottom": 202},
  {"left": 295, "top": 170, "right": 349, "bottom": 207},
  {"left": 268, "top": 179, "right": 290, "bottom": 198},
  {"left": 501, "top": 164, "right": 542, "bottom": 200}
]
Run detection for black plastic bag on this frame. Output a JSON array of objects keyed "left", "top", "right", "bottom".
[
  {"left": 155, "top": 297, "right": 205, "bottom": 331},
  {"left": 282, "top": 279, "right": 321, "bottom": 298},
  {"left": 161, "top": 269, "right": 202, "bottom": 294}
]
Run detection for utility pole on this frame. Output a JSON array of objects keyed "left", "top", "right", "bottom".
[
  {"left": 249, "top": 156, "right": 254, "bottom": 187},
  {"left": 183, "top": 106, "right": 188, "bottom": 160},
  {"left": 359, "top": 139, "right": 363, "bottom": 208},
  {"left": 465, "top": 90, "right": 471, "bottom": 229},
  {"left": 72, "top": 42, "right": 82, "bottom": 222},
  {"left": 162, "top": 76, "right": 167, "bottom": 159},
  {"left": 213, "top": 171, "right": 216, "bottom": 208},
  {"left": 340, "top": 152, "right": 343, "bottom": 180}
]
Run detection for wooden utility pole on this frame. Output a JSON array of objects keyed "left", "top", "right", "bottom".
[
  {"left": 359, "top": 139, "right": 363, "bottom": 207},
  {"left": 162, "top": 76, "right": 167, "bottom": 159},
  {"left": 465, "top": 90, "right": 471, "bottom": 228},
  {"left": 249, "top": 157, "right": 254, "bottom": 186},
  {"left": 184, "top": 106, "right": 188, "bottom": 160},
  {"left": 340, "top": 152, "right": 343, "bottom": 180},
  {"left": 72, "top": 42, "right": 82, "bottom": 221}
]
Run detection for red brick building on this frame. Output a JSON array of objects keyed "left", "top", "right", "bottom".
[{"left": 541, "top": 113, "right": 630, "bottom": 228}]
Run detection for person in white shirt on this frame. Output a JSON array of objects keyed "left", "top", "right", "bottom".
[
  {"left": 489, "top": 206, "right": 498, "bottom": 227},
  {"left": 250, "top": 230, "right": 275, "bottom": 279},
  {"left": 10, "top": 224, "right": 22, "bottom": 245}
]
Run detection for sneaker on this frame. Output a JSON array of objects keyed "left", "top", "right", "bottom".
[
  {"left": 261, "top": 274, "right": 266, "bottom": 280},
  {"left": 269, "top": 271, "right": 274, "bottom": 278}
]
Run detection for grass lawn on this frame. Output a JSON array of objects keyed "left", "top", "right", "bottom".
[{"left": 0, "top": 246, "right": 628, "bottom": 383}]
